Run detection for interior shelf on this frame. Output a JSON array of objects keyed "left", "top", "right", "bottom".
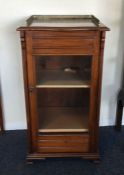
[
  {"left": 36, "top": 70, "right": 91, "bottom": 88},
  {"left": 38, "top": 107, "right": 89, "bottom": 132}
]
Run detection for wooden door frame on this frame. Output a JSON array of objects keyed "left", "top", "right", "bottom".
[
  {"left": 25, "top": 31, "right": 38, "bottom": 151},
  {"left": 25, "top": 30, "right": 102, "bottom": 154}
]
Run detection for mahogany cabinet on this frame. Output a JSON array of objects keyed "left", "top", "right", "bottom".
[{"left": 17, "top": 15, "right": 109, "bottom": 162}]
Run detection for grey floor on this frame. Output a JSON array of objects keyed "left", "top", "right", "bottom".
[{"left": 0, "top": 126, "right": 124, "bottom": 175}]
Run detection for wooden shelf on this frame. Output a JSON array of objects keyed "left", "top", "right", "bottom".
[
  {"left": 36, "top": 70, "right": 91, "bottom": 88},
  {"left": 38, "top": 107, "right": 89, "bottom": 132}
]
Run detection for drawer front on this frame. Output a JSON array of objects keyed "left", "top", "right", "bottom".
[
  {"left": 32, "top": 31, "right": 97, "bottom": 38},
  {"left": 32, "top": 38, "right": 93, "bottom": 48},
  {"left": 32, "top": 38, "right": 94, "bottom": 55},
  {"left": 31, "top": 31, "right": 96, "bottom": 55},
  {"left": 32, "top": 47, "right": 93, "bottom": 55},
  {"left": 37, "top": 134, "right": 90, "bottom": 153}
]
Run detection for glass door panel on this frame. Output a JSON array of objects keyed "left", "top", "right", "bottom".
[
  {"left": 34, "top": 55, "right": 92, "bottom": 133},
  {"left": 35, "top": 56, "right": 92, "bottom": 88},
  {"left": 37, "top": 88, "right": 90, "bottom": 132}
]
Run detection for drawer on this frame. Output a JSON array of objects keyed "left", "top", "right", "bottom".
[
  {"left": 37, "top": 134, "right": 90, "bottom": 153},
  {"left": 32, "top": 38, "right": 93, "bottom": 48},
  {"left": 32, "top": 47, "right": 93, "bottom": 55},
  {"left": 32, "top": 31, "right": 97, "bottom": 39},
  {"left": 32, "top": 37, "right": 94, "bottom": 55},
  {"left": 31, "top": 31, "right": 96, "bottom": 55}
]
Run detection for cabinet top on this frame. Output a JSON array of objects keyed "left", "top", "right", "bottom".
[{"left": 17, "top": 15, "right": 109, "bottom": 31}]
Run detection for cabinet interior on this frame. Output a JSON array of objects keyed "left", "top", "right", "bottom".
[{"left": 35, "top": 55, "right": 92, "bottom": 133}]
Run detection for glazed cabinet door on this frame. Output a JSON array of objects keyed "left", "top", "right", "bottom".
[{"left": 25, "top": 30, "right": 100, "bottom": 153}]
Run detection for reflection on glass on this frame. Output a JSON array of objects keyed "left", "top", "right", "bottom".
[{"left": 35, "top": 56, "right": 92, "bottom": 88}]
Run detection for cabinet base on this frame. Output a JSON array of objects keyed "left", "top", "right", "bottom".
[{"left": 26, "top": 152, "right": 100, "bottom": 162}]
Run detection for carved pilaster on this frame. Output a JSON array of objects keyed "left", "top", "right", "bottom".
[
  {"left": 20, "top": 31, "right": 33, "bottom": 153},
  {"left": 97, "top": 31, "right": 106, "bottom": 119}
]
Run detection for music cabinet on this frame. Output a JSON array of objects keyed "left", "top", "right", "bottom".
[{"left": 17, "top": 15, "right": 109, "bottom": 162}]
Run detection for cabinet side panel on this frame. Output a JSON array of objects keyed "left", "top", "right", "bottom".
[
  {"left": 89, "top": 31, "right": 101, "bottom": 152},
  {"left": 95, "top": 32, "right": 106, "bottom": 148},
  {"left": 90, "top": 31, "right": 106, "bottom": 153}
]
